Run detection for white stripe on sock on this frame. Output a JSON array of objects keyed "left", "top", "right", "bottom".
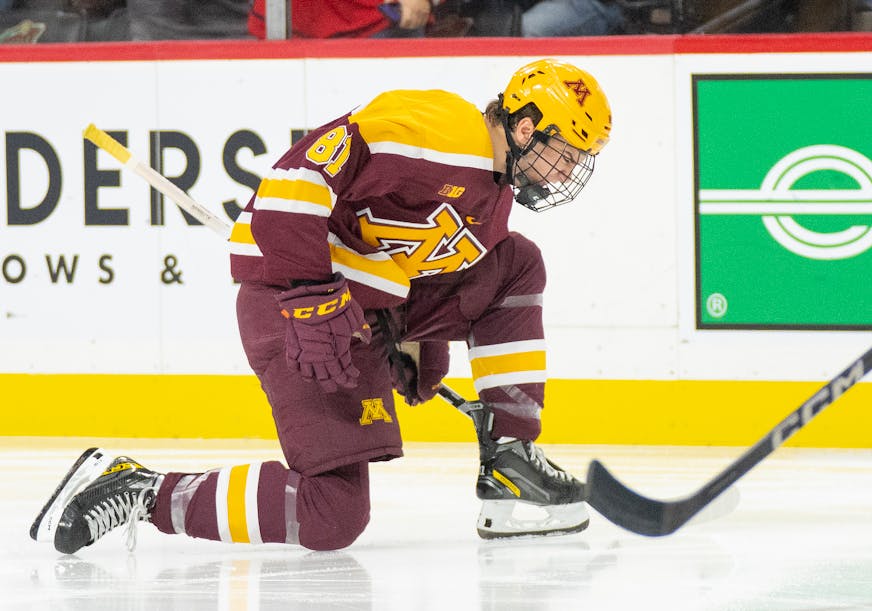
[
  {"left": 245, "top": 462, "right": 263, "bottom": 545},
  {"left": 215, "top": 467, "right": 232, "bottom": 543}
]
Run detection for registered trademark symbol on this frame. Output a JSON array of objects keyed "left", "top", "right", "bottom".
[{"left": 706, "top": 293, "right": 728, "bottom": 318}]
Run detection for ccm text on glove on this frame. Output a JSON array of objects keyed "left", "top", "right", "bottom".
[{"left": 277, "top": 273, "right": 371, "bottom": 393}]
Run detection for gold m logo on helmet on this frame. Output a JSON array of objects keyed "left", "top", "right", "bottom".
[
  {"left": 563, "top": 79, "right": 591, "bottom": 107},
  {"left": 359, "top": 398, "right": 393, "bottom": 425},
  {"left": 357, "top": 203, "right": 486, "bottom": 278}
]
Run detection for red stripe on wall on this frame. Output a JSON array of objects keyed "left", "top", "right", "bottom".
[
  {"left": 674, "top": 32, "right": 872, "bottom": 54},
  {"left": 0, "top": 32, "right": 870, "bottom": 63}
]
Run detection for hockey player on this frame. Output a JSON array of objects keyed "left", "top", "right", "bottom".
[{"left": 31, "top": 58, "right": 612, "bottom": 554}]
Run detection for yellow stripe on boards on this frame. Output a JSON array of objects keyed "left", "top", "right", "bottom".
[
  {"left": 0, "top": 374, "right": 276, "bottom": 438},
  {"left": 3, "top": 374, "right": 872, "bottom": 448},
  {"left": 470, "top": 351, "right": 546, "bottom": 380},
  {"left": 227, "top": 465, "right": 250, "bottom": 543},
  {"left": 395, "top": 378, "right": 872, "bottom": 448}
]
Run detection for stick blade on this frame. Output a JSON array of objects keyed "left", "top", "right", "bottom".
[{"left": 586, "top": 459, "right": 685, "bottom": 536}]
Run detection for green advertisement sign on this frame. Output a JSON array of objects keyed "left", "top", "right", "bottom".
[{"left": 694, "top": 74, "right": 872, "bottom": 329}]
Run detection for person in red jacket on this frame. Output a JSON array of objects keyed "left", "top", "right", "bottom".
[
  {"left": 248, "top": 0, "right": 432, "bottom": 38},
  {"left": 32, "top": 59, "right": 613, "bottom": 554}
]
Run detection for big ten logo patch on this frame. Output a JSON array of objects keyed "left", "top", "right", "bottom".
[
  {"left": 359, "top": 398, "right": 393, "bottom": 425},
  {"left": 438, "top": 184, "right": 466, "bottom": 198}
]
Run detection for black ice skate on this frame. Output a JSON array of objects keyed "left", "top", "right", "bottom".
[
  {"left": 52, "top": 456, "right": 162, "bottom": 554},
  {"left": 468, "top": 402, "right": 589, "bottom": 539},
  {"left": 30, "top": 448, "right": 115, "bottom": 543}
]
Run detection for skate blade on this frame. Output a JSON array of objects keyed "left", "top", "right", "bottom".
[
  {"left": 476, "top": 500, "right": 590, "bottom": 540},
  {"left": 30, "top": 448, "right": 114, "bottom": 542}
]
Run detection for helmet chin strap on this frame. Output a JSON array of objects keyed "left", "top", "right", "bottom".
[{"left": 497, "top": 97, "right": 551, "bottom": 209}]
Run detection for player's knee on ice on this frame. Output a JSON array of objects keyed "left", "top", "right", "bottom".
[{"left": 298, "top": 463, "right": 371, "bottom": 551}]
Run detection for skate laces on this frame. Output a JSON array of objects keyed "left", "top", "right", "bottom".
[
  {"left": 527, "top": 443, "right": 571, "bottom": 482},
  {"left": 123, "top": 491, "right": 154, "bottom": 552},
  {"left": 85, "top": 489, "right": 153, "bottom": 552}
]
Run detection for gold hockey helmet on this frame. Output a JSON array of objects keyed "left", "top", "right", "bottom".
[{"left": 502, "top": 58, "right": 611, "bottom": 155}]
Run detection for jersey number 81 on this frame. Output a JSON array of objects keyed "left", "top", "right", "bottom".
[{"left": 306, "top": 126, "right": 352, "bottom": 177}]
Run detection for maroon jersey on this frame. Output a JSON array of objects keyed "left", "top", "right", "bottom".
[{"left": 229, "top": 89, "right": 514, "bottom": 310}]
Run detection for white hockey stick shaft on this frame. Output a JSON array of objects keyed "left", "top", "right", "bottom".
[{"left": 83, "top": 124, "right": 233, "bottom": 239}]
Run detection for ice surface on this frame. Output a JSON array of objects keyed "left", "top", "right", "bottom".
[{"left": 4, "top": 438, "right": 872, "bottom": 611}]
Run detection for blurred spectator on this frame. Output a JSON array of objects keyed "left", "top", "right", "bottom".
[
  {"left": 786, "top": 0, "right": 835, "bottom": 31},
  {"left": 128, "top": 0, "right": 249, "bottom": 40},
  {"left": 427, "top": 2, "right": 475, "bottom": 36},
  {"left": 0, "top": 18, "right": 46, "bottom": 43},
  {"left": 69, "top": 0, "right": 129, "bottom": 40},
  {"left": 248, "top": 0, "right": 431, "bottom": 39},
  {"left": 856, "top": 0, "right": 872, "bottom": 30},
  {"left": 521, "top": 0, "right": 624, "bottom": 36},
  {"left": 455, "top": 0, "right": 623, "bottom": 36},
  {"left": 0, "top": 0, "right": 42, "bottom": 43},
  {"left": 0, "top": 0, "right": 127, "bottom": 42},
  {"left": 455, "top": 0, "right": 524, "bottom": 35}
]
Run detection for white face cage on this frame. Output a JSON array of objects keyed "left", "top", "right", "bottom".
[{"left": 511, "top": 133, "right": 596, "bottom": 212}]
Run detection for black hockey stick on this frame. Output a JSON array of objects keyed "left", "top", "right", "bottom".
[
  {"left": 585, "top": 345, "right": 872, "bottom": 536},
  {"left": 436, "top": 383, "right": 477, "bottom": 416}
]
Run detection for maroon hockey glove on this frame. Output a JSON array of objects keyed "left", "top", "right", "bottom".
[
  {"left": 391, "top": 341, "right": 450, "bottom": 406},
  {"left": 277, "top": 273, "right": 371, "bottom": 393}
]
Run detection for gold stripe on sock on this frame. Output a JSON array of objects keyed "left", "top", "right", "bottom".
[{"left": 227, "top": 464, "right": 251, "bottom": 543}]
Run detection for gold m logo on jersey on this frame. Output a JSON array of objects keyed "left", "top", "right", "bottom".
[
  {"left": 359, "top": 398, "right": 393, "bottom": 425},
  {"left": 358, "top": 203, "right": 486, "bottom": 278}
]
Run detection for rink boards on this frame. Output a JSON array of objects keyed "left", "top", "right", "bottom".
[
  {"left": 2, "top": 34, "right": 872, "bottom": 446},
  {"left": 4, "top": 374, "right": 872, "bottom": 448}
]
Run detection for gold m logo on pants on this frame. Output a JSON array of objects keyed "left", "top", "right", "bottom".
[{"left": 359, "top": 398, "right": 393, "bottom": 425}]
